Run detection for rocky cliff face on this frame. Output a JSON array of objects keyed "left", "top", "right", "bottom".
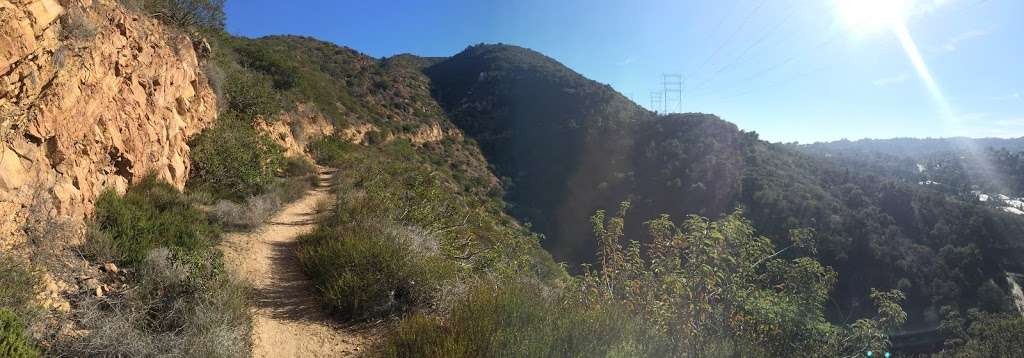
[
  {"left": 0, "top": 0, "right": 217, "bottom": 245},
  {"left": 255, "top": 103, "right": 335, "bottom": 157}
]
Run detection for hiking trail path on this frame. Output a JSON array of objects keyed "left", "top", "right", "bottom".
[{"left": 221, "top": 169, "right": 376, "bottom": 357}]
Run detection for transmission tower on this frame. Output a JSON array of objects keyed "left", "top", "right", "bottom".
[
  {"left": 649, "top": 91, "right": 663, "bottom": 113},
  {"left": 662, "top": 74, "right": 683, "bottom": 113}
]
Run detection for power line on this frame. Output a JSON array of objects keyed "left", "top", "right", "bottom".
[
  {"left": 714, "top": 64, "right": 833, "bottom": 100},
  {"left": 687, "top": 2, "right": 801, "bottom": 94},
  {"left": 681, "top": 1, "right": 740, "bottom": 79},
  {"left": 689, "top": 0, "right": 770, "bottom": 79},
  {"left": 650, "top": 91, "right": 664, "bottom": 113},
  {"left": 689, "top": 33, "right": 840, "bottom": 98},
  {"left": 662, "top": 74, "right": 684, "bottom": 113}
]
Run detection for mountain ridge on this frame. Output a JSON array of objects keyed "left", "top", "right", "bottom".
[{"left": 419, "top": 42, "right": 1024, "bottom": 333}]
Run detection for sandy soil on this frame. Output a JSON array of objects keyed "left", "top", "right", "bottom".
[{"left": 221, "top": 169, "right": 375, "bottom": 357}]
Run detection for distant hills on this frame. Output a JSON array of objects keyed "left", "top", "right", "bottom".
[
  {"left": 421, "top": 43, "right": 1024, "bottom": 331},
  {"left": 800, "top": 137, "right": 1024, "bottom": 159}
]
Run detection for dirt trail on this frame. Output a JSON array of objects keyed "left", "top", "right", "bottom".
[{"left": 221, "top": 169, "right": 373, "bottom": 357}]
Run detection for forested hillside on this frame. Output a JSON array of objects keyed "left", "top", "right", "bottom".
[
  {"left": 423, "top": 44, "right": 1024, "bottom": 348},
  {"left": 801, "top": 137, "right": 1024, "bottom": 159}
]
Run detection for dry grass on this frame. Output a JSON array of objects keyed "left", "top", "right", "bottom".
[
  {"left": 209, "top": 193, "right": 282, "bottom": 229},
  {"left": 53, "top": 248, "right": 252, "bottom": 358},
  {"left": 59, "top": 5, "right": 97, "bottom": 41},
  {"left": 52, "top": 177, "right": 252, "bottom": 357},
  {"left": 208, "top": 161, "right": 317, "bottom": 230},
  {"left": 22, "top": 186, "right": 82, "bottom": 269}
]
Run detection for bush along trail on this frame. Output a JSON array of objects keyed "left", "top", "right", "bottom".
[{"left": 221, "top": 168, "right": 375, "bottom": 357}]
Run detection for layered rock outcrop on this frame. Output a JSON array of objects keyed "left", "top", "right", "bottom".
[
  {"left": 255, "top": 103, "right": 335, "bottom": 157},
  {"left": 0, "top": 0, "right": 217, "bottom": 245}
]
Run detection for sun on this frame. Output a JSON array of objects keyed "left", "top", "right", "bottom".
[{"left": 835, "top": 0, "right": 915, "bottom": 34}]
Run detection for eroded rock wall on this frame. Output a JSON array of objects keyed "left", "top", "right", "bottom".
[
  {"left": 0, "top": 0, "right": 217, "bottom": 245},
  {"left": 255, "top": 103, "right": 335, "bottom": 158}
]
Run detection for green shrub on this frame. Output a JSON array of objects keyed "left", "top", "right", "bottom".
[
  {"left": 282, "top": 156, "right": 318, "bottom": 179},
  {"left": 54, "top": 248, "right": 251, "bottom": 358},
  {"left": 297, "top": 143, "right": 557, "bottom": 323},
  {"left": 0, "top": 309, "right": 39, "bottom": 358},
  {"left": 60, "top": 176, "right": 250, "bottom": 357},
  {"left": 224, "top": 70, "right": 283, "bottom": 120},
  {"left": 94, "top": 175, "right": 219, "bottom": 266},
  {"left": 208, "top": 157, "right": 316, "bottom": 230},
  {"left": 0, "top": 257, "right": 41, "bottom": 355},
  {"left": 0, "top": 256, "right": 40, "bottom": 320},
  {"left": 121, "top": 0, "right": 226, "bottom": 31},
  {"left": 296, "top": 223, "right": 456, "bottom": 321},
  {"left": 188, "top": 115, "right": 285, "bottom": 201},
  {"left": 233, "top": 41, "right": 299, "bottom": 90},
  {"left": 383, "top": 282, "right": 665, "bottom": 358},
  {"left": 269, "top": 175, "right": 314, "bottom": 203},
  {"left": 939, "top": 312, "right": 1024, "bottom": 357},
  {"left": 366, "top": 130, "right": 388, "bottom": 145},
  {"left": 383, "top": 204, "right": 910, "bottom": 357},
  {"left": 306, "top": 136, "right": 355, "bottom": 167}
]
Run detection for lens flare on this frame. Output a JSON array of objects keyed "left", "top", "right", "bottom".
[
  {"left": 891, "top": 21, "right": 1008, "bottom": 191},
  {"left": 836, "top": 0, "right": 914, "bottom": 34},
  {"left": 892, "top": 21, "right": 953, "bottom": 125}
]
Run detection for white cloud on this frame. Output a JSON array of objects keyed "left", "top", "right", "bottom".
[
  {"left": 616, "top": 56, "right": 637, "bottom": 66},
  {"left": 943, "top": 29, "right": 988, "bottom": 52},
  {"left": 873, "top": 73, "right": 909, "bottom": 87}
]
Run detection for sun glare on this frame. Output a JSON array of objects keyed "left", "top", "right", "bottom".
[{"left": 836, "top": 0, "right": 914, "bottom": 34}]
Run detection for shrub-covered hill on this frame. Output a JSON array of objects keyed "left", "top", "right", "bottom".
[
  {"left": 422, "top": 43, "right": 1024, "bottom": 334},
  {"left": 425, "top": 44, "right": 650, "bottom": 258},
  {"left": 206, "top": 34, "right": 505, "bottom": 201},
  {"left": 205, "top": 35, "right": 566, "bottom": 275}
]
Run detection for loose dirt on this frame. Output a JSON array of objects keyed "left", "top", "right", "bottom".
[{"left": 221, "top": 170, "right": 375, "bottom": 357}]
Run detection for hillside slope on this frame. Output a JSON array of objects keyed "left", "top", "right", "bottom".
[
  {"left": 423, "top": 44, "right": 1024, "bottom": 332},
  {"left": 214, "top": 35, "right": 502, "bottom": 197}
]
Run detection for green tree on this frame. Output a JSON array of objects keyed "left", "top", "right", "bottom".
[
  {"left": 939, "top": 312, "right": 1024, "bottom": 357},
  {"left": 187, "top": 115, "right": 284, "bottom": 200},
  {"left": 224, "top": 70, "right": 283, "bottom": 121},
  {"left": 128, "top": 0, "right": 226, "bottom": 30},
  {"left": 977, "top": 280, "right": 1010, "bottom": 313},
  {"left": 580, "top": 202, "right": 906, "bottom": 356}
]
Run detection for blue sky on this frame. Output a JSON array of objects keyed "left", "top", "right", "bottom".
[{"left": 226, "top": 0, "right": 1023, "bottom": 143}]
